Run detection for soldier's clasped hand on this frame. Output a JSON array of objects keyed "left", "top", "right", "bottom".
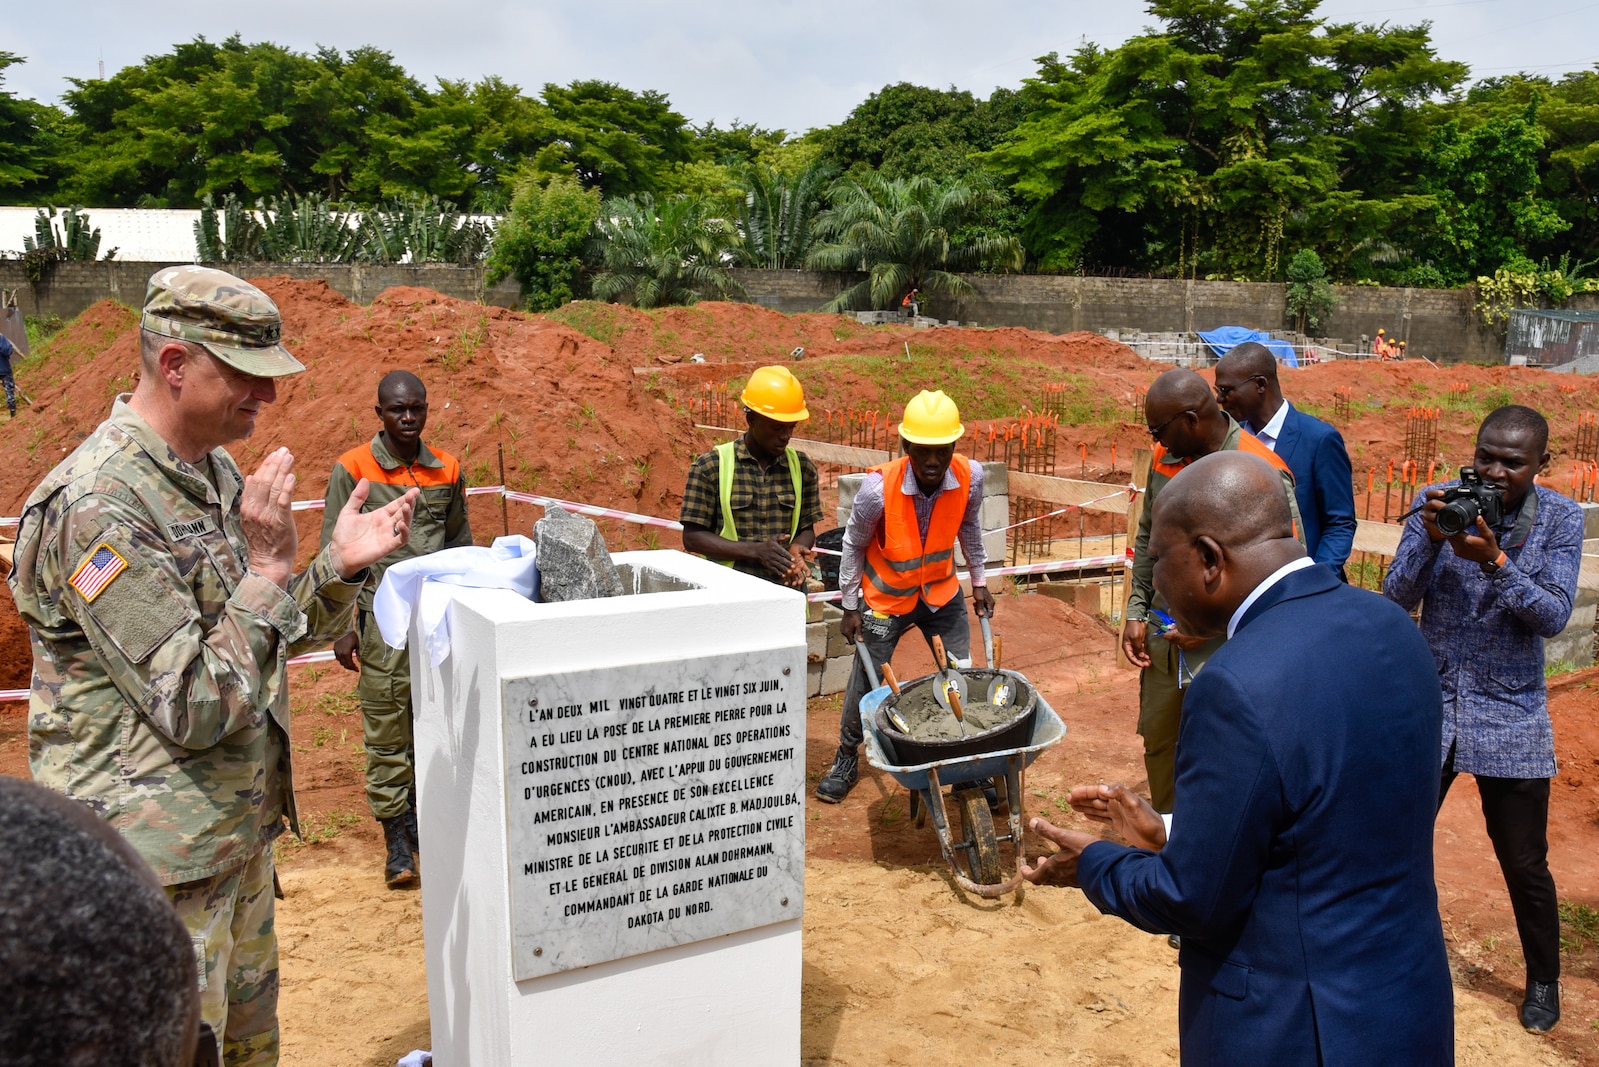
[{"left": 241, "top": 447, "right": 300, "bottom": 588}]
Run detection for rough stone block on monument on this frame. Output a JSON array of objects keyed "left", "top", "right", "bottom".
[{"left": 533, "top": 507, "right": 624, "bottom": 602}]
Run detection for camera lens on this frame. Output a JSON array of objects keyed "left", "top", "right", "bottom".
[{"left": 1435, "top": 499, "right": 1479, "bottom": 537}]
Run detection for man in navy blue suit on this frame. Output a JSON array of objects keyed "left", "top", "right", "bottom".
[
  {"left": 1021, "top": 452, "right": 1452, "bottom": 1066},
  {"left": 1214, "top": 342, "right": 1357, "bottom": 580}
]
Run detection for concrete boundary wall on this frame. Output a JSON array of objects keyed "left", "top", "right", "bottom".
[
  {"left": 9, "top": 259, "right": 1591, "bottom": 365},
  {"left": 0, "top": 260, "right": 522, "bottom": 319}
]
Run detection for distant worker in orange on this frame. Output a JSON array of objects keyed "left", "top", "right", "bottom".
[
  {"left": 680, "top": 365, "right": 821, "bottom": 587},
  {"left": 902, "top": 288, "right": 921, "bottom": 319},
  {"left": 1374, "top": 328, "right": 1391, "bottom": 359}
]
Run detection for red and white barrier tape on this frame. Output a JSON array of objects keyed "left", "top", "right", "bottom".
[
  {"left": 997, "top": 486, "right": 1138, "bottom": 535},
  {"left": 502, "top": 491, "right": 685, "bottom": 532}
]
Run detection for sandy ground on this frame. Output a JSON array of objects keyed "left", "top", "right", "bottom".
[
  {"left": 207, "top": 592, "right": 1593, "bottom": 1066},
  {"left": 2, "top": 591, "right": 1596, "bottom": 1064},
  {"left": 270, "top": 858, "right": 1578, "bottom": 1067}
]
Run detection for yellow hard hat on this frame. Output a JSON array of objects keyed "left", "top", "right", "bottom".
[
  {"left": 740, "top": 366, "right": 809, "bottom": 422},
  {"left": 898, "top": 389, "right": 964, "bottom": 445},
  {"left": 1377, "top": 328, "right": 1385, "bottom": 335}
]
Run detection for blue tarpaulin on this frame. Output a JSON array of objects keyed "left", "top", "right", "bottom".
[{"left": 1197, "top": 327, "right": 1298, "bottom": 367}]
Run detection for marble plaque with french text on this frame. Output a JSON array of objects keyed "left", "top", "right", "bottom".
[{"left": 502, "top": 648, "right": 806, "bottom": 979}]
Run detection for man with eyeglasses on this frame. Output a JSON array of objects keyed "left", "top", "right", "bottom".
[
  {"left": 323, "top": 369, "right": 475, "bottom": 888},
  {"left": 1124, "top": 369, "right": 1302, "bottom": 820},
  {"left": 1213, "top": 342, "right": 1356, "bottom": 581}
]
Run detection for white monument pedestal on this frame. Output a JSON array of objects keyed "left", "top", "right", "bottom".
[{"left": 411, "top": 551, "right": 807, "bottom": 1065}]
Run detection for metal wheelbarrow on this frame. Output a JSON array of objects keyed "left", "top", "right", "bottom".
[{"left": 860, "top": 669, "right": 1066, "bottom": 899}]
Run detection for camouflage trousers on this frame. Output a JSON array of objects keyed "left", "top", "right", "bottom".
[
  {"left": 1, "top": 369, "right": 14, "bottom": 414},
  {"left": 358, "top": 612, "right": 415, "bottom": 821},
  {"left": 1136, "top": 631, "right": 1224, "bottom": 815},
  {"left": 168, "top": 842, "right": 278, "bottom": 1067}
]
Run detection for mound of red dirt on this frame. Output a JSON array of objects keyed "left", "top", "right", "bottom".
[
  {"left": 5, "top": 287, "right": 1599, "bottom": 690},
  {"left": 0, "top": 280, "right": 707, "bottom": 688}
]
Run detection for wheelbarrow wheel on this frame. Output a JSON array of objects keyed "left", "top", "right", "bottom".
[{"left": 956, "top": 787, "right": 1002, "bottom": 885}]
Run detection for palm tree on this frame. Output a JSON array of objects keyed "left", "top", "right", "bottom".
[
  {"left": 806, "top": 172, "right": 1024, "bottom": 312},
  {"left": 732, "top": 160, "right": 834, "bottom": 269},
  {"left": 590, "top": 193, "right": 744, "bottom": 308}
]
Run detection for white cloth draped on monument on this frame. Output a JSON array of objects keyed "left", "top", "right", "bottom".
[{"left": 373, "top": 535, "right": 539, "bottom": 665}]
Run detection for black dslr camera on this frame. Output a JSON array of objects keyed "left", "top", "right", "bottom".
[{"left": 1435, "top": 466, "right": 1505, "bottom": 537}]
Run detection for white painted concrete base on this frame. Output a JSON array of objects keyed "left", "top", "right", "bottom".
[{"left": 411, "top": 551, "right": 805, "bottom": 1066}]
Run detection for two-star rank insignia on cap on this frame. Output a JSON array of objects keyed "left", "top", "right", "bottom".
[{"left": 69, "top": 543, "right": 129, "bottom": 603}]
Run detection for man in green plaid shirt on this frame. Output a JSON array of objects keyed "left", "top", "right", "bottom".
[{"left": 680, "top": 366, "right": 822, "bottom": 585}]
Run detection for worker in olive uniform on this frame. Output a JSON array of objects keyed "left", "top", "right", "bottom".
[
  {"left": 1123, "top": 369, "right": 1303, "bottom": 816},
  {"left": 680, "top": 365, "right": 821, "bottom": 586},
  {"left": 9, "top": 265, "right": 417, "bottom": 1067},
  {"left": 322, "top": 370, "right": 473, "bottom": 887}
]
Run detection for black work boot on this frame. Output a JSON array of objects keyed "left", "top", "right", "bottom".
[
  {"left": 381, "top": 816, "right": 417, "bottom": 887},
  {"left": 815, "top": 747, "right": 859, "bottom": 804},
  {"left": 402, "top": 809, "right": 421, "bottom": 872}
]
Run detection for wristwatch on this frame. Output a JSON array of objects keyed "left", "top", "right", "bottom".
[{"left": 1481, "top": 550, "right": 1507, "bottom": 578}]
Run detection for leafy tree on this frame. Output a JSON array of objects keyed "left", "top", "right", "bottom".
[
  {"left": 590, "top": 194, "right": 743, "bottom": 308},
  {"left": 1283, "top": 249, "right": 1337, "bottom": 335},
  {"left": 0, "top": 53, "right": 55, "bottom": 195},
  {"left": 732, "top": 160, "right": 834, "bottom": 269},
  {"left": 982, "top": 1, "right": 1464, "bottom": 277},
  {"left": 1412, "top": 109, "right": 1568, "bottom": 283},
  {"left": 819, "top": 82, "right": 1028, "bottom": 246},
  {"left": 486, "top": 175, "right": 603, "bottom": 310},
  {"left": 805, "top": 172, "right": 1024, "bottom": 311},
  {"left": 530, "top": 81, "right": 696, "bottom": 199}
]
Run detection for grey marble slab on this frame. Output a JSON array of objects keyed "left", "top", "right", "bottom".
[{"left": 502, "top": 647, "right": 806, "bottom": 980}]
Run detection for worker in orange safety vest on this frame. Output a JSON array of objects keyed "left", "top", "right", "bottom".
[{"left": 818, "top": 389, "right": 995, "bottom": 804}]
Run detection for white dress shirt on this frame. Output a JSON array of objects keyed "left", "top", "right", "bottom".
[{"left": 1249, "top": 399, "right": 1292, "bottom": 452}]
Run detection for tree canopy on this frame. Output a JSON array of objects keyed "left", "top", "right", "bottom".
[{"left": 8, "top": 4, "right": 1599, "bottom": 287}]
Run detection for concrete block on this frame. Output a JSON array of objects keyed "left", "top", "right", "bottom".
[
  {"left": 806, "top": 621, "right": 827, "bottom": 663},
  {"left": 820, "top": 655, "right": 853, "bottom": 696},
  {"left": 825, "top": 615, "right": 849, "bottom": 658},
  {"left": 822, "top": 603, "right": 843, "bottom": 625},
  {"left": 806, "top": 599, "right": 825, "bottom": 623},
  {"left": 980, "top": 493, "right": 1009, "bottom": 531},
  {"left": 1546, "top": 591, "right": 1597, "bottom": 668},
  {"left": 980, "top": 461, "right": 1007, "bottom": 498},
  {"left": 1579, "top": 503, "right": 1599, "bottom": 539},
  {"left": 1034, "top": 581, "right": 1105, "bottom": 616},
  {"left": 956, "top": 528, "right": 1007, "bottom": 569},
  {"left": 807, "top": 660, "right": 824, "bottom": 697},
  {"left": 837, "top": 474, "right": 867, "bottom": 518}
]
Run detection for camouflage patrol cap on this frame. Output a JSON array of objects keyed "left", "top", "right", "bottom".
[{"left": 141, "top": 266, "right": 304, "bottom": 377}]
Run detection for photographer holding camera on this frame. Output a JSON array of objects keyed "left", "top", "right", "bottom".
[{"left": 1385, "top": 405, "right": 1585, "bottom": 1034}]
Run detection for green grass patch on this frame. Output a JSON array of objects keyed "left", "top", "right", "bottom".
[
  {"left": 1559, "top": 901, "right": 1599, "bottom": 954},
  {"left": 15, "top": 302, "right": 139, "bottom": 386},
  {"left": 547, "top": 301, "right": 634, "bottom": 346}
]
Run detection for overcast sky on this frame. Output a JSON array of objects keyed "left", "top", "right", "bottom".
[{"left": 7, "top": 0, "right": 1599, "bottom": 134}]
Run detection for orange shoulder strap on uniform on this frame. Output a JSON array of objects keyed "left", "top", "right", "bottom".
[{"left": 1236, "top": 432, "right": 1295, "bottom": 478}]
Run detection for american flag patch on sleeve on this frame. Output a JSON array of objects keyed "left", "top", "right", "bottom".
[{"left": 69, "top": 543, "right": 129, "bottom": 603}]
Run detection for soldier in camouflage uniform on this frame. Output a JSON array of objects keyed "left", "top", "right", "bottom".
[
  {"left": 323, "top": 369, "right": 472, "bottom": 886},
  {"left": 7, "top": 266, "right": 419, "bottom": 1067}
]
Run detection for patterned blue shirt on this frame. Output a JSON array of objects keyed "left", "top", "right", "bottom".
[{"left": 1384, "top": 484, "right": 1584, "bottom": 777}]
